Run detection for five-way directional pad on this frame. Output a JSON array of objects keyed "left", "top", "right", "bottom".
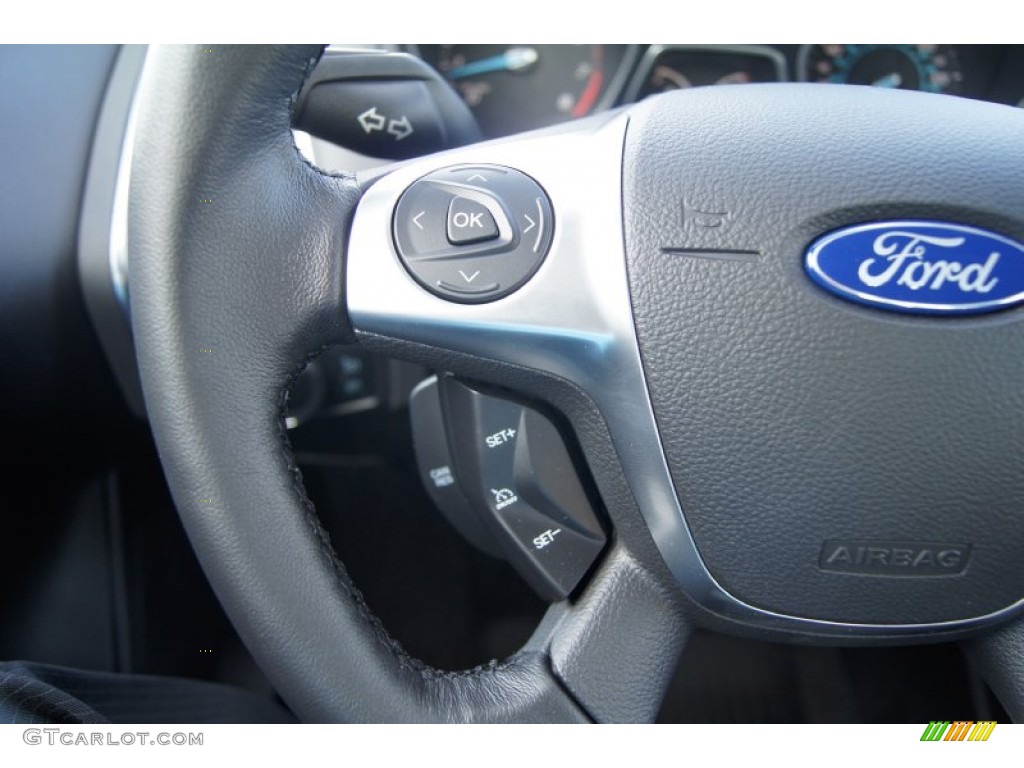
[{"left": 392, "top": 165, "right": 554, "bottom": 304}]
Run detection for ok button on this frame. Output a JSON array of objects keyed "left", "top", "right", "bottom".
[{"left": 446, "top": 197, "right": 499, "bottom": 246}]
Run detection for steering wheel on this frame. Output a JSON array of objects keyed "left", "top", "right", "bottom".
[{"left": 127, "top": 45, "right": 1024, "bottom": 722}]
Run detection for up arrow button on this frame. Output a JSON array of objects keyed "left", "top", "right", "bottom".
[{"left": 446, "top": 197, "right": 500, "bottom": 246}]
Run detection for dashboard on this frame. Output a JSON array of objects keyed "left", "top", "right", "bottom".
[{"left": 407, "top": 44, "right": 1024, "bottom": 138}]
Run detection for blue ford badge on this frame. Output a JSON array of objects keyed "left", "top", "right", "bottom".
[{"left": 805, "top": 221, "right": 1024, "bottom": 315}]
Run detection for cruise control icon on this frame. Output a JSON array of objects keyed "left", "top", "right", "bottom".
[{"left": 490, "top": 487, "right": 518, "bottom": 511}]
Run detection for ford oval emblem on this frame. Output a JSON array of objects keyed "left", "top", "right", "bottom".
[{"left": 805, "top": 221, "right": 1024, "bottom": 315}]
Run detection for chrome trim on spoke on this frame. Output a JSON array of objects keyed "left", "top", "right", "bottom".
[{"left": 109, "top": 69, "right": 141, "bottom": 317}]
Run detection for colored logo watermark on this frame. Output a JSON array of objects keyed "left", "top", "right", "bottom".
[{"left": 920, "top": 721, "right": 996, "bottom": 742}]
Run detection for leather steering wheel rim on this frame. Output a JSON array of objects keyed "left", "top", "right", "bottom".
[{"left": 128, "top": 44, "right": 688, "bottom": 723}]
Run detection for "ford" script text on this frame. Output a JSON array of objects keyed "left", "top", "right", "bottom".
[{"left": 857, "top": 231, "right": 1000, "bottom": 293}]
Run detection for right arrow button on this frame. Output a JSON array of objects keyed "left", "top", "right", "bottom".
[{"left": 525, "top": 198, "right": 544, "bottom": 252}]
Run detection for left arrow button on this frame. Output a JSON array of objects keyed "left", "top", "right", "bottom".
[{"left": 393, "top": 184, "right": 454, "bottom": 257}]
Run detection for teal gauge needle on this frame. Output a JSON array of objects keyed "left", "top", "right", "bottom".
[
  {"left": 872, "top": 72, "right": 903, "bottom": 88},
  {"left": 447, "top": 47, "right": 539, "bottom": 80}
]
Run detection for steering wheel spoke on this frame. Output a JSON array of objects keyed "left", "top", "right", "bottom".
[{"left": 349, "top": 114, "right": 697, "bottom": 720}]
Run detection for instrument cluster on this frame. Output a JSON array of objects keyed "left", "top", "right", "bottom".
[{"left": 413, "top": 44, "right": 1024, "bottom": 138}]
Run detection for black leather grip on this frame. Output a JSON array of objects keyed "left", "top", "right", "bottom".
[{"left": 128, "top": 44, "right": 585, "bottom": 722}]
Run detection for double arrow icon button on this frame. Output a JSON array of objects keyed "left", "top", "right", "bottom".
[{"left": 357, "top": 107, "right": 415, "bottom": 142}]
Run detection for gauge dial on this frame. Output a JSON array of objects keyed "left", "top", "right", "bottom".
[
  {"left": 800, "top": 44, "right": 964, "bottom": 94},
  {"left": 419, "top": 45, "right": 626, "bottom": 138},
  {"left": 631, "top": 46, "right": 784, "bottom": 100}
]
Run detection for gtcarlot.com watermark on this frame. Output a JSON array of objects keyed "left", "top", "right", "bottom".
[{"left": 23, "top": 728, "right": 203, "bottom": 747}]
